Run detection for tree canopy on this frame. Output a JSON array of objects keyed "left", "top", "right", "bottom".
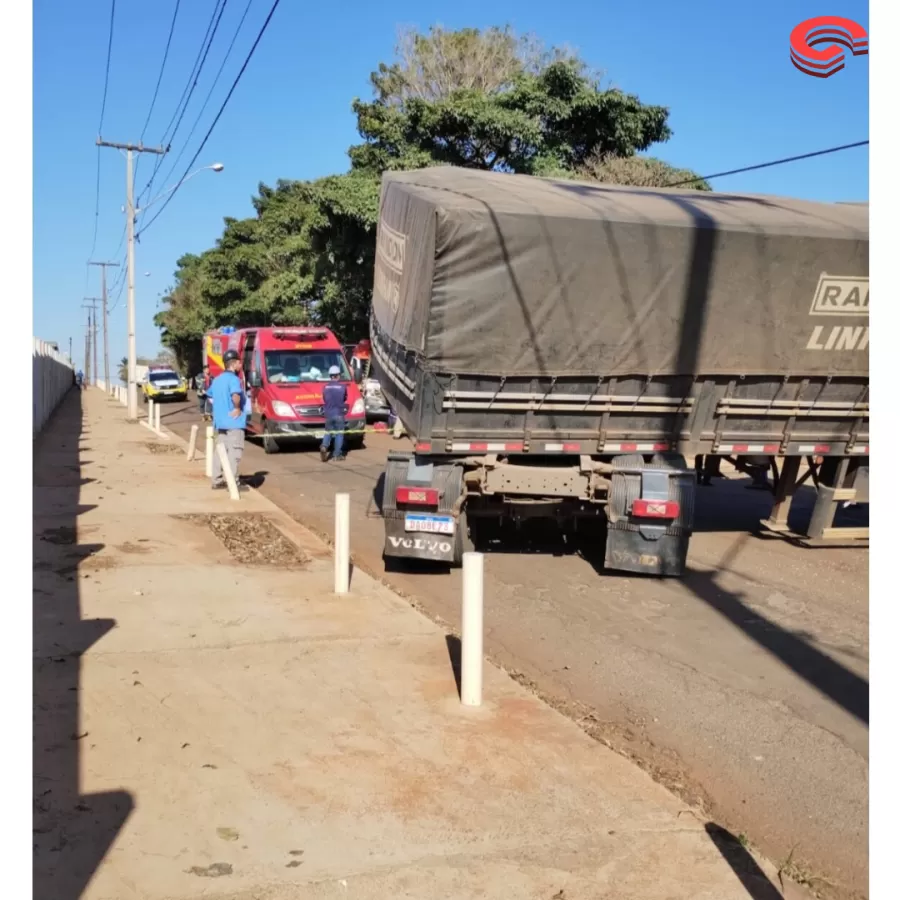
[{"left": 155, "top": 25, "right": 708, "bottom": 370}]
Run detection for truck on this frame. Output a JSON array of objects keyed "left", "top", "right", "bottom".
[
  {"left": 204, "top": 325, "right": 367, "bottom": 453},
  {"left": 369, "top": 167, "right": 869, "bottom": 577}
]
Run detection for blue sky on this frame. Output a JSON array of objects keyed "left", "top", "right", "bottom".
[{"left": 33, "top": 0, "right": 869, "bottom": 370}]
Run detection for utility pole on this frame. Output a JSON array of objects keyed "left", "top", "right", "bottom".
[
  {"left": 68, "top": 337, "right": 73, "bottom": 365},
  {"left": 89, "top": 261, "right": 120, "bottom": 392},
  {"left": 82, "top": 299, "right": 100, "bottom": 386},
  {"left": 97, "top": 138, "right": 167, "bottom": 419}
]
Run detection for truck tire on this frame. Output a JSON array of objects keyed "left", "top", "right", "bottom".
[
  {"left": 261, "top": 419, "right": 281, "bottom": 454},
  {"left": 451, "top": 507, "right": 475, "bottom": 566}
]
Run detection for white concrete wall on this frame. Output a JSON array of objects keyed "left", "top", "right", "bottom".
[{"left": 33, "top": 337, "right": 74, "bottom": 437}]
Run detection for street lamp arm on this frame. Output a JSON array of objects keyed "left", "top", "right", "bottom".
[{"left": 136, "top": 163, "right": 224, "bottom": 213}]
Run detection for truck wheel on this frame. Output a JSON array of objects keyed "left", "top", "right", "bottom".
[
  {"left": 451, "top": 507, "right": 475, "bottom": 566},
  {"left": 261, "top": 420, "right": 281, "bottom": 454}
]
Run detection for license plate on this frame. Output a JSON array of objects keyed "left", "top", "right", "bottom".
[{"left": 404, "top": 514, "right": 455, "bottom": 535}]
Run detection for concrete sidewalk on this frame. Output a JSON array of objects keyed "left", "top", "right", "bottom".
[{"left": 34, "top": 388, "right": 801, "bottom": 900}]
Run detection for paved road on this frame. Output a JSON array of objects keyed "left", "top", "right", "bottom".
[{"left": 159, "top": 399, "right": 869, "bottom": 899}]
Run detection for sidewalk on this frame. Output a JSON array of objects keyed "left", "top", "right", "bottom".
[{"left": 34, "top": 388, "right": 800, "bottom": 900}]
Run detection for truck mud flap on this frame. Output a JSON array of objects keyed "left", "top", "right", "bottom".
[
  {"left": 382, "top": 452, "right": 467, "bottom": 565},
  {"left": 605, "top": 453, "right": 696, "bottom": 577}
]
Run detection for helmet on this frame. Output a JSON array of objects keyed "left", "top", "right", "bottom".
[
  {"left": 328, "top": 365, "right": 341, "bottom": 376},
  {"left": 223, "top": 350, "right": 239, "bottom": 364}
]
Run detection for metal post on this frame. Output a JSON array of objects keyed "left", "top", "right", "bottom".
[
  {"left": 154, "top": 402, "right": 161, "bottom": 434},
  {"left": 205, "top": 426, "right": 214, "bottom": 478},
  {"left": 461, "top": 551, "right": 484, "bottom": 707},
  {"left": 334, "top": 493, "right": 350, "bottom": 594}
]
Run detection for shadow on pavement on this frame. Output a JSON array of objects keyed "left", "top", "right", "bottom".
[
  {"left": 705, "top": 824, "right": 783, "bottom": 900},
  {"left": 33, "top": 389, "right": 134, "bottom": 900},
  {"left": 445, "top": 635, "right": 462, "bottom": 700},
  {"left": 685, "top": 534, "right": 868, "bottom": 725}
]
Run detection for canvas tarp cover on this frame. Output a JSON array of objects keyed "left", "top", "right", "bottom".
[{"left": 371, "top": 167, "right": 869, "bottom": 379}]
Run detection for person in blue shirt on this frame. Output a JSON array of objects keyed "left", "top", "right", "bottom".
[
  {"left": 320, "top": 365, "right": 347, "bottom": 462},
  {"left": 209, "top": 350, "right": 247, "bottom": 490}
]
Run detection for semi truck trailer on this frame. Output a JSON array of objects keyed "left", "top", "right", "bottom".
[{"left": 369, "top": 167, "right": 869, "bottom": 577}]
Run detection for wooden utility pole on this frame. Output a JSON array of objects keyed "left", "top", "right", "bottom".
[
  {"left": 82, "top": 299, "right": 100, "bottom": 386},
  {"left": 89, "top": 261, "right": 120, "bottom": 391},
  {"left": 97, "top": 138, "right": 167, "bottom": 418}
]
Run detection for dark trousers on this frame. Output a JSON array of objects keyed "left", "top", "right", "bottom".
[{"left": 321, "top": 414, "right": 346, "bottom": 458}]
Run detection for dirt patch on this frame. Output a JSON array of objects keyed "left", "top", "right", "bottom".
[
  {"left": 38, "top": 526, "right": 77, "bottom": 545},
  {"left": 175, "top": 514, "right": 308, "bottom": 568},
  {"left": 116, "top": 541, "right": 152, "bottom": 555},
  {"left": 144, "top": 442, "right": 183, "bottom": 454}
]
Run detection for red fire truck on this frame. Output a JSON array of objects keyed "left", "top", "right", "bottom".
[{"left": 203, "top": 325, "right": 367, "bottom": 454}]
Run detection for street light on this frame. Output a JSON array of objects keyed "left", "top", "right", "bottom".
[
  {"left": 136, "top": 164, "right": 225, "bottom": 214},
  {"left": 123, "top": 161, "right": 224, "bottom": 420}
]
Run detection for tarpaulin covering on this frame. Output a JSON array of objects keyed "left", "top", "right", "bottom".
[{"left": 371, "top": 167, "right": 869, "bottom": 378}]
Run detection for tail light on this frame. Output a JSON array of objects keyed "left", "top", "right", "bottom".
[
  {"left": 396, "top": 486, "right": 439, "bottom": 506},
  {"left": 631, "top": 499, "right": 680, "bottom": 519}
]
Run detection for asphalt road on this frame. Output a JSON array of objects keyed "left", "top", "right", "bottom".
[{"left": 159, "top": 398, "right": 869, "bottom": 899}]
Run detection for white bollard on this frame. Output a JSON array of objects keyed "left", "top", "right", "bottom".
[
  {"left": 461, "top": 551, "right": 484, "bottom": 707},
  {"left": 216, "top": 441, "right": 241, "bottom": 500},
  {"left": 187, "top": 424, "right": 199, "bottom": 461},
  {"left": 147, "top": 398, "right": 154, "bottom": 425},
  {"left": 205, "top": 426, "right": 214, "bottom": 478},
  {"left": 154, "top": 403, "right": 162, "bottom": 434},
  {"left": 334, "top": 493, "right": 350, "bottom": 594}
]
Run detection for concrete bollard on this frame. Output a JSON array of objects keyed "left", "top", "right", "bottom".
[
  {"left": 187, "top": 424, "right": 199, "bottom": 461},
  {"left": 216, "top": 441, "right": 241, "bottom": 500},
  {"left": 154, "top": 403, "right": 162, "bottom": 434},
  {"left": 461, "top": 551, "right": 484, "bottom": 707},
  {"left": 205, "top": 426, "right": 214, "bottom": 478},
  {"left": 147, "top": 398, "right": 154, "bottom": 425},
  {"left": 334, "top": 493, "right": 350, "bottom": 594}
]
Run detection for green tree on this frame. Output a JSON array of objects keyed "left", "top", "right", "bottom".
[{"left": 155, "top": 24, "right": 708, "bottom": 351}]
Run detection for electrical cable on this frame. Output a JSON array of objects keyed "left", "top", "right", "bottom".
[
  {"left": 143, "top": 0, "right": 255, "bottom": 212},
  {"left": 137, "top": 0, "right": 282, "bottom": 238},
  {"left": 134, "top": 0, "right": 183, "bottom": 187},
  {"left": 666, "top": 140, "right": 869, "bottom": 187},
  {"left": 138, "top": 0, "right": 228, "bottom": 205}
]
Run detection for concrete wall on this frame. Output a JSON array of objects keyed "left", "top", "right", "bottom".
[{"left": 33, "top": 337, "right": 74, "bottom": 436}]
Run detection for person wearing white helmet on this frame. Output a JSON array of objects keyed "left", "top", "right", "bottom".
[{"left": 320, "top": 364, "right": 347, "bottom": 462}]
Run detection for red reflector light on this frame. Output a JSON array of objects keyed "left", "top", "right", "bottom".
[
  {"left": 396, "top": 486, "right": 439, "bottom": 506},
  {"left": 632, "top": 499, "right": 680, "bottom": 519},
  {"left": 416, "top": 442, "right": 432, "bottom": 452},
  {"left": 814, "top": 444, "right": 831, "bottom": 453}
]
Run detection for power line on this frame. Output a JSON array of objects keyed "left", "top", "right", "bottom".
[
  {"left": 667, "top": 140, "right": 869, "bottom": 188},
  {"left": 138, "top": 0, "right": 282, "bottom": 238},
  {"left": 138, "top": 0, "right": 229, "bottom": 205},
  {"left": 97, "top": 0, "right": 117, "bottom": 134},
  {"left": 134, "top": 0, "right": 183, "bottom": 187},
  {"left": 145, "top": 0, "right": 255, "bottom": 211},
  {"left": 87, "top": 0, "right": 118, "bottom": 272}
]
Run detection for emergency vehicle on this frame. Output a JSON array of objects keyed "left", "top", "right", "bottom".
[
  {"left": 348, "top": 338, "right": 391, "bottom": 420},
  {"left": 141, "top": 366, "right": 188, "bottom": 403},
  {"left": 203, "top": 325, "right": 367, "bottom": 454}
]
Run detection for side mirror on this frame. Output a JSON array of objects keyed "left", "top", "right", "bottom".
[
  {"left": 353, "top": 366, "right": 363, "bottom": 385},
  {"left": 249, "top": 371, "right": 262, "bottom": 388}
]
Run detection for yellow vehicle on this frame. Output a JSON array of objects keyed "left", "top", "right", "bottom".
[{"left": 142, "top": 367, "right": 188, "bottom": 403}]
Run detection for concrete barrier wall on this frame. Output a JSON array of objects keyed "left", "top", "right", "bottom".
[{"left": 33, "top": 337, "right": 74, "bottom": 437}]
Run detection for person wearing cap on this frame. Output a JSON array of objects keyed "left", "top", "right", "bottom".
[
  {"left": 209, "top": 349, "right": 247, "bottom": 490},
  {"left": 320, "top": 364, "right": 347, "bottom": 462}
]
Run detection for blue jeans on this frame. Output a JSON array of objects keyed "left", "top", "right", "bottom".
[{"left": 321, "top": 414, "right": 345, "bottom": 458}]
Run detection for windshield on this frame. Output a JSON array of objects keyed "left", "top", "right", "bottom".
[
  {"left": 149, "top": 371, "right": 180, "bottom": 383},
  {"left": 264, "top": 350, "right": 350, "bottom": 383}
]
